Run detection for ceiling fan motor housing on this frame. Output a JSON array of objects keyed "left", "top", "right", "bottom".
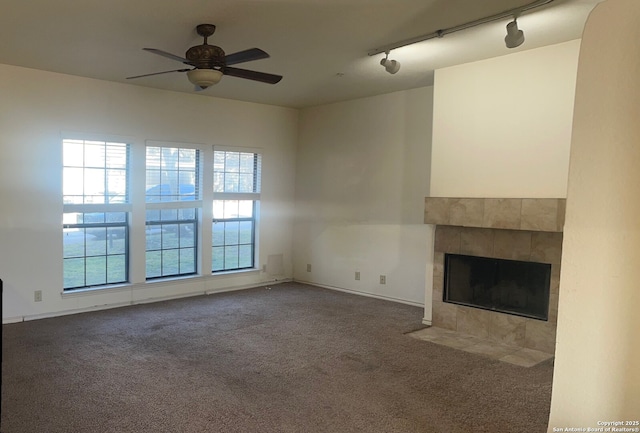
[{"left": 186, "top": 44, "right": 226, "bottom": 69}]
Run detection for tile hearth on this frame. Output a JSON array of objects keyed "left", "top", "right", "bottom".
[{"left": 408, "top": 326, "right": 554, "bottom": 367}]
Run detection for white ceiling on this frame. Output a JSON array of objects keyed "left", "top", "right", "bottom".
[{"left": 1, "top": 0, "right": 602, "bottom": 108}]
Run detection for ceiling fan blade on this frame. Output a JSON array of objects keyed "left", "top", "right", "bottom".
[
  {"left": 126, "top": 68, "right": 192, "bottom": 80},
  {"left": 223, "top": 67, "right": 282, "bottom": 84},
  {"left": 224, "top": 48, "right": 270, "bottom": 66},
  {"left": 143, "top": 48, "right": 189, "bottom": 64}
]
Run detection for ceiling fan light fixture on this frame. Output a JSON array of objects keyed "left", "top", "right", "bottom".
[
  {"left": 505, "top": 19, "right": 525, "bottom": 48},
  {"left": 187, "top": 69, "right": 223, "bottom": 89}
]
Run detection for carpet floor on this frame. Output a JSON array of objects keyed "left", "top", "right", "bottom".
[{"left": 1, "top": 282, "right": 553, "bottom": 432}]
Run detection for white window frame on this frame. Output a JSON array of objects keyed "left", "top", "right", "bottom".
[
  {"left": 62, "top": 135, "right": 132, "bottom": 290},
  {"left": 212, "top": 145, "right": 262, "bottom": 273},
  {"left": 145, "top": 141, "right": 204, "bottom": 279}
]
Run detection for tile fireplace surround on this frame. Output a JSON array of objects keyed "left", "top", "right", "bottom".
[{"left": 424, "top": 198, "right": 565, "bottom": 354}]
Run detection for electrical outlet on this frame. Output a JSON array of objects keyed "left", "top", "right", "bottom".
[
  {"left": 355, "top": 271, "right": 360, "bottom": 281},
  {"left": 379, "top": 275, "right": 386, "bottom": 285},
  {"left": 306, "top": 264, "right": 312, "bottom": 272},
  {"left": 34, "top": 290, "right": 42, "bottom": 302}
]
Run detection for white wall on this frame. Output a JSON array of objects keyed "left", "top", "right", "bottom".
[
  {"left": 294, "top": 88, "right": 434, "bottom": 308},
  {"left": 0, "top": 64, "right": 298, "bottom": 322},
  {"left": 431, "top": 40, "right": 581, "bottom": 198},
  {"left": 548, "top": 0, "right": 640, "bottom": 428}
]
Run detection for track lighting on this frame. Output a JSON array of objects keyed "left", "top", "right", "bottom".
[
  {"left": 504, "top": 19, "right": 525, "bottom": 48},
  {"left": 380, "top": 51, "right": 401, "bottom": 74},
  {"left": 368, "top": 0, "right": 552, "bottom": 57}
]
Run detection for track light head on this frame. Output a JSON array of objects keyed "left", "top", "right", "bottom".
[
  {"left": 505, "top": 19, "right": 525, "bottom": 48},
  {"left": 380, "top": 52, "right": 401, "bottom": 74}
]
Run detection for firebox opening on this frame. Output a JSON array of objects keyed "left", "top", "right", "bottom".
[{"left": 444, "top": 253, "right": 551, "bottom": 321}]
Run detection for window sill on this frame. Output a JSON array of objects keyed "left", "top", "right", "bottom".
[{"left": 61, "top": 269, "right": 262, "bottom": 298}]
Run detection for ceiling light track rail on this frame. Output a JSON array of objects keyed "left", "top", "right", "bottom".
[{"left": 367, "top": 0, "right": 555, "bottom": 56}]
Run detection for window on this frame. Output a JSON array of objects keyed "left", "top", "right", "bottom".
[
  {"left": 212, "top": 149, "right": 261, "bottom": 272},
  {"left": 145, "top": 145, "right": 200, "bottom": 279},
  {"left": 62, "top": 139, "right": 130, "bottom": 290}
]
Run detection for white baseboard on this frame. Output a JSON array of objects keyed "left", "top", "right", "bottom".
[
  {"left": 294, "top": 279, "right": 424, "bottom": 308},
  {"left": 2, "top": 278, "right": 292, "bottom": 324},
  {"left": 422, "top": 318, "right": 432, "bottom": 326}
]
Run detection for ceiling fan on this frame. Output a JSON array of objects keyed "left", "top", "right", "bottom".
[{"left": 127, "top": 24, "right": 282, "bottom": 90}]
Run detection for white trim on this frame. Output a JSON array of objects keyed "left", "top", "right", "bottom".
[
  {"left": 145, "top": 200, "right": 202, "bottom": 210},
  {"left": 213, "top": 144, "right": 263, "bottom": 155},
  {"left": 212, "top": 192, "right": 260, "bottom": 201},
  {"left": 13, "top": 278, "right": 293, "bottom": 324},
  {"left": 61, "top": 269, "right": 263, "bottom": 298},
  {"left": 145, "top": 139, "right": 209, "bottom": 151},
  {"left": 204, "top": 277, "right": 292, "bottom": 295},
  {"left": 63, "top": 203, "right": 132, "bottom": 213},
  {"left": 293, "top": 279, "right": 425, "bottom": 307},
  {"left": 422, "top": 318, "right": 433, "bottom": 326},
  {"left": 61, "top": 131, "right": 136, "bottom": 144}
]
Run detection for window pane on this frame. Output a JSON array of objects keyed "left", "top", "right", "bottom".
[
  {"left": 239, "top": 153, "right": 254, "bottom": 173},
  {"left": 84, "top": 143, "right": 106, "bottom": 167},
  {"left": 223, "top": 201, "right": 238, "bottom": 219},
  {"left": 212, "top": 247, "right": 224, "bottom": 271},
  {"left": 238, "top": 201, "right": 253, "bottom": 218},
  {"left": 86, "top": 236, "right": 106, "bottom": 256},
  {"left": 224, "top": 246, "right": 239, "bottom": 269},
  {"left": 107, "top": 255, "right": 126, "bottom": 283},
  {"left": 63, "top": 228, "right": 85, "bottom": 258},
  {"left": 160, "top": 209, "right": 178, "bottom": 221},
  {"left": 239, "top": 173, "right": 254, "bottom": 193},
  {"left": 225, "top": 152, "right": 240, "bottom": 172},
  {"left": 146, "top": 250, "right": 162, "bottom": 278},
  {"left": 63, "top": 140, "right": 84, "bottom": 167},
  {"left": 162, "top": 225, "right": 179, "bottom": 249},
  {"left": 85, "top": 256, "right": 107, "bottom": 286},
  {"left": 64, "top": 258, "right": 85, "bottom": 288},
  {"left": 239, "top": 221, "right": 253, "bottom": 244},
  {"left": 212, "top": 222, "right": 224, "bottom": 247},
  {"left": 180, "top": 248, "right": 196, "bottom": 274},
  {"left": 179, "top": 223, "right": 195, "bottom": 247},
  {"left": 238, "top": 245, "right": 253, "bottom": 268},
  {"left": 213, "top": 201, "right": 224, "bottom": 219},
  {"left": 162, "top": 249, "right": 179, "bottom": 276},
  {"left": 224, "top": 221, "right": 239, "bottom": 244},
  {"left": 224, "top": 173, "right": 239, "bottom": 193},
  {"left": 63, "top": 168, "right": 84, "bottom": 200}
]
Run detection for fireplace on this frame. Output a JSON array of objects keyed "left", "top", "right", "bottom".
[
  {"left": 444, "top": 254, "right": 551, "bottom": 321},
  {"left": 424, "top": 197, "right": 565, "bottom": 354}
]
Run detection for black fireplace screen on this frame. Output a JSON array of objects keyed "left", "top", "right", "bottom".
[{"left": 444, "top": 254, "right": 551, "bottom": 321}]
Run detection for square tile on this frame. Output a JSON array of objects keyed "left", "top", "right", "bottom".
[
  {"left": 493, "top": 229, "right": 532, "bottom": 261},
  {"left": 531, "top": 232, "right": 563, "bottom": 265},
  {"left": 464, "top": 341, "right": 521, "bottom": 359},
  {"left": 449, "top": 198, "right": 484, "bottom": 227},
  {"left": 500, "top": 347, "right": 554, "bottom": 367},
  {"left": 424, "top": 198, "right": 450, "bottom": 225},
  {"left": 434, "top": 226, "right": 461, "bottom": 253},
  {"left": 456, "top": 307, "right": 492, "bottom": 339},
  {"left": 489, "top": 313, "right": 527, "bottom": 346},
  {"left": 524, "top": 320, "right": 557, "bottom": 354},
  {"left": 460, "top": 227, "right": 494, "bottom": 257},
  {"left": 520, "top": 199, "right": 560, "bottom": 232},
  {"left": 483, "top": 199, "right": 522, "bottom": 230},
  {"left": 432, "top": 301, "right": 457, "bottom": 331}
]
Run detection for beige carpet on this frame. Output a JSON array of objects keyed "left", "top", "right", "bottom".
[{"left": 1, "top": 282, "right": 553, "bottom": 432}]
